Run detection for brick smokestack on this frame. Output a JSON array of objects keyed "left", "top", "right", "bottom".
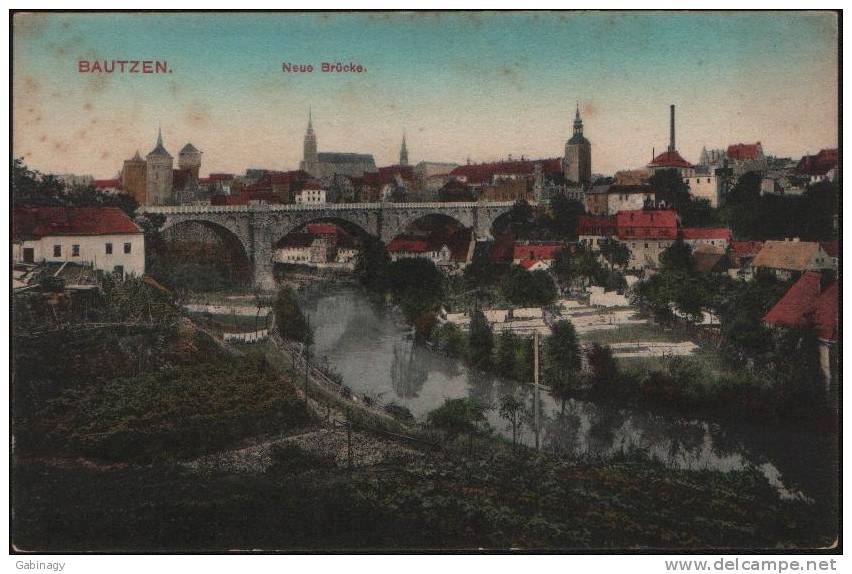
[{"left": 668, "top": 104, "right": 675, "bottom": 153}]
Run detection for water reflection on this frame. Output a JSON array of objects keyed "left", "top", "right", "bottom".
[{"left": 303, "top": 285, "right": 836, "bottom": 505}]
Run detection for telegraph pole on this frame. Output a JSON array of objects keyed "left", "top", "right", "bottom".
[{"left": 533, "top": 331, "right": 540, "bottom": 452}]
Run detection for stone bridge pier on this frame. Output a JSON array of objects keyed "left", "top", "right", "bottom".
[{"left": 148, "top": 201, "right": 518, "bottom": 290}]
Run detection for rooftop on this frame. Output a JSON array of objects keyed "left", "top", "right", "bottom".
[{"left": 13, "top": 206, "right": 142, "bottom": 239}]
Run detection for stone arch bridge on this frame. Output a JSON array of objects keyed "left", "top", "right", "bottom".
[{"left": 144, "top": 201, "right": 519, "bottom": 289}]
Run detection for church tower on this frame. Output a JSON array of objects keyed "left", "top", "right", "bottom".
[
  {"left": 563, "top": 103, "right": 592, "bottom": 186},
  {"left": 145, "top": 126, "right": 174, "bottom": 206},
  {"left": 399, "top": 133, "right": 409, "bottom": 166},
  {"left": 300, "top": 108, "right": 319, "bottom": 176}
]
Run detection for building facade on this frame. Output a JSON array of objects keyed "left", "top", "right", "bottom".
[
  {"left": 121, "top": 151, "right": 148, "bottom": 205},
  {"left": 12, "top": 206, "right": 145, "bottom": 276}
]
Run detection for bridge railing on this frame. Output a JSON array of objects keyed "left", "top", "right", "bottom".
[{"left": 141, "top": 200, "right": 522, "bottom": 215}]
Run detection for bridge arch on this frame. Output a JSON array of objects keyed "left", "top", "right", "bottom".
[{"left": 157, "top": 217, "right": 254, "bottom": 288}]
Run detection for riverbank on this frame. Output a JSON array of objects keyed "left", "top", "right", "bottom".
[{"left": 11, "top": 283, "right": 838, "bottom": 550}]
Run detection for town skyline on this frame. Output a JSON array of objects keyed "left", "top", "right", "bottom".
[{"left": 13, "top": 12, "right": 838, "bottom": 178}]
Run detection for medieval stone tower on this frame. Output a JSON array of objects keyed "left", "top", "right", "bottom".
[
  {"left": 121, "top": 150, "right": 147, "bottom": 205},
  {"left": 399, "top": 133, "right": 409, "bottom": 166},
  {"left": 178, "top": 143, "right": 202, "bottom": 178},
  {"left": 146, "top": 127, "right": 174, "bottom": 206},
  {"left": 563, "top": 103, "right": 592, "bottom": 186},
  {"left": 299, "top": 109, "right": 319, "bottom": 176}
]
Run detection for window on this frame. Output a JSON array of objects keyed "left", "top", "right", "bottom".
[
  {"left": 105, "top": 243, "right": 113, "bottom": 255},
  {"left": 72, "top": 244, "right": 80, "bottom": 257},
  {"left": 124, "top": 242, "right": 132, "bottom": 254},
  {"left": 113, "top": 265, "right": 124, "bottom": 276},
  {"left": 645, "top": 243, "right": 649, "bottom": 249},
  {"left": 53, "top": 245, "right": 61, "bottom": 257}
]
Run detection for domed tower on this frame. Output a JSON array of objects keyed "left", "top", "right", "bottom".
[
  {"left": 399, "top": 132, "right": 409, "bottom": 166},
  {"left": 145, "top": 126, "right": 174, "bottom": 206},
  {"left": 299, "top": 108, "right": 319, "bottom": 176},
  {"left": 563, "top": 102, "right": 592, "bottom": 186},
  {"left": 178, "top": 143, "right": 202, "bottom": 178},
  {"left": 121, "top": 150, "right": 148, "bottom": 205}
]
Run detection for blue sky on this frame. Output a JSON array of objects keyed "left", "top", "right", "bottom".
[{"left": 13, "top": 11, "right": 838, "bottom": 177}]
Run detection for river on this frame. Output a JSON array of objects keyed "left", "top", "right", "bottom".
[{"left": 301, "top": 285, "right": 838, "bottom": 509}]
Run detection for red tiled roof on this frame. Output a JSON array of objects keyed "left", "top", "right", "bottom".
[
  {"left": 615, "top": 209, "right": 679, "bottom": 240},
  {"left": 387, "top": 238, "right": 430, "bottom": 253},
  {"left": 797, "top": 148, "right": 838, "bottom": 177},
  {"left": 648, "top": 151, "right": 694, "bottom": 169},
  {"left": 513, "top": 243, "right": 562, "bottom": 261},
  {"left": 682, "top": 227, "right": 732, "bottom": 242},
  {"left": 763, "top": 271, "right": 838, "bottom": 341},
  {"left": 731, "top": 241, "right": 764, "bottom": 257},
  {"left": 92, "top": 178, "right": 122, "bottom": 189},
  {"left": 726, "top": 142, "right": 762, "bottom": 161},
  {"left": 814, "top": 281, "right": 839, "bottom": 341},
  {"left": 306, "top": 223, "right": 339, "bottom": 236},
  {"left": 519, "top": 258, "right": 547, "bottom": 270},
  {"left": 13, "top": 206, "right": 142, "bottom": 239},
  {"left": 578, "top": 215, "right": 617, "bottom": 236},
  {"left": 449, "top": 158, "right": 562, "bottom": 185}
]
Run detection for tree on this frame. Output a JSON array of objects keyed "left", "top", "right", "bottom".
[
  {"left": 502, "top": 199, "right": 535, "bottom": 238},
  {"left": 543, "top": 320, "right": 583, "bottom": 412},
  {"left": 500, "top": 265, "right": 557, "bottom": 307},
  {"left": 468, "top": 306, "right": 494, "bottom": 370},
  {"left": 498, "top": 392, "right": 525, "bottom": 449},
  {"left": 649, "top": 168, "right": 690, "bottom": 211},
  {"left": 495, "top": 331, "right": 519, "bottom": 375},
  {"left": 549, "top": 194, "right": 585, "bottom": 238},
  {"left": 427, "top": 397, "right": 490, "bottom": 442},
  {"left": 599, "top": 239, "right": 630, "bottom": 271},
  {"left": 354, "top": 235, "right": 391, "bottom": 294},
  {"left": 273, "top": 286, "right": 313, "bottom": 345},
  {"left": 586, "top": 343, "right": 619, "bottom": 392},
  {"left": 12, "top": 157, "right": 140, "bottom": 217},
  {"left": 659, "top": 238, "right": 694, "bottom": 273},
  {"left": 387, "top": 257, "right": 444, "bottom": 336},
  {"left": 551, "top": 248, "right": 577, "bottom": 287}
]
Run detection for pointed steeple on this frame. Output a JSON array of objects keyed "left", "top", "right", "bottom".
[
  {"left": 148, "top": 124, "right": 171, "bottom": 158},
  {"left": 399, "top": 131, "right": 409, "bottom": 166},
  {"left": 573, "top": 102, "right": 583, "bottom": 137}
]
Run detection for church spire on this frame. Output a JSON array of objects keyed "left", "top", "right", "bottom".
[
  {"left": 157, "top": 122, "right": 163, "bottom": 147},
  {"left": 399, "top": 131, "right": 409, "bottom": 166},
  {"left": 573, "top": 102, "right": 583, "bottom": 136}
]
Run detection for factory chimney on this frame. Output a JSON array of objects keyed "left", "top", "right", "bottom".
[{"left": 668, "top": 104, "right": 676, "bottom": 153}]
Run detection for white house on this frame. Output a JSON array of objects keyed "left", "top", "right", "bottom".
[
  {"left": 295, "top": 187, "right": 327, "bottom": 204},
  {"left": 13, "top": 206, "right": 145, "bottom": 276}
]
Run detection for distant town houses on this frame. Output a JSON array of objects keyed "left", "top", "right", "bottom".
[
  {"left": 274, "top": 222, "right": 360, "bottom": 269},
  {"left": 512, "top": 242, "right": 563, "bottom": 270},
  {"left": 387, "top": 231, "right": 472, "bottom": 271},
  {"left": 12, "top": 206, "right": 145, "bottom": 277},
  {"left": 751, "top": 239, "right": 836, "bottom": 281}
]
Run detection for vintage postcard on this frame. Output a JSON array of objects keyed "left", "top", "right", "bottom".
[{"left": 9, "top": 10, "right": 841, "bottom": 555}]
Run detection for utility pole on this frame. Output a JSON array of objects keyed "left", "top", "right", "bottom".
[
  {"left": 533, "top": 331, "right": 540, "bottom": 452},
  {"left": 346, "top": 420, "right": 353, "bottom": 470}
]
